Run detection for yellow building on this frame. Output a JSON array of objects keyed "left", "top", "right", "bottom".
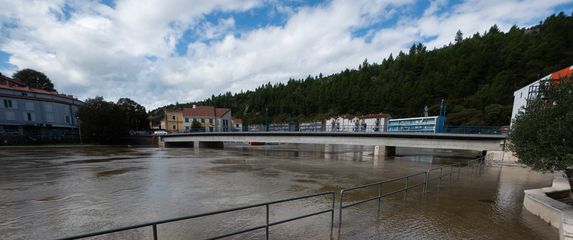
[{"left": 164, "top": 110, "right": 184, "bottom": 132}]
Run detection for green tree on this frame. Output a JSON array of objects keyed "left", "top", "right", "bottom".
[
  {"left": 117, "top": 98, "right": 148, "bottom": 131},
  {"left": 76, "top": 97, "right": 127, "bottom": 144},
  {"left": 191, "top": 119, "right": 202, "bottom": 131},
  {"left": 508, "top": 81, "right": 573, "bottom": 171},
  {"left": 12, "top": 68, "right": 56, "bottom": 92},
  {"left": 76, "top": 97, "right": 148, "bottom": 144},
  {"left": 455, "top": 30, "right": 463, "bottom": 44}
]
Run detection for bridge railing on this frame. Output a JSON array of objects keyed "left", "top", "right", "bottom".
[
  {"left": 55, "top": 192, "right": 335, "bottom": 240},
  {"left": 162, "top": 124, "right": 506, "bottom": 135}
]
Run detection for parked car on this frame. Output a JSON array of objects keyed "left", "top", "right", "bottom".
[{"left": 153, "top": 130, "right": 169, "bottom": 135}]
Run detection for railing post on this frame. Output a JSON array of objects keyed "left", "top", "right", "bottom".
[
  {"left": 152, "top": 224, "right": 158, "bottom": 240},
  {"left": 339, "top": 190, "right": 344, "bottom": 229},
  {"left": 423, "top": 171, "right": 428, "bottom": 193},
  {"left": 331, "top": 193, "right": 335, "bottom": 233},
  {"left": 450, "top": 165, "right": 453, "bottom": 183},
  {"left": 377, "top": 183, "right": 382, "bottom": 212},
  {"left": 404, "top": 176, "right": 409, "bottom": 201},
  {"left": 266, "top": 204, "right": 270, "bottom": 240}
]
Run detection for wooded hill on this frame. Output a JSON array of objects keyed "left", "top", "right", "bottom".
[{"left": 153, "top": 13, "right": 573, "bottom": 126}]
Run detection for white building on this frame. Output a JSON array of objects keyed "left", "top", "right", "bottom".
[
  {"left": 325, "top": 115, "right": 355, "bottom": 132},
  {"left": 358, "top": 114, "right": 391, "bottom": 132},
  {"left": 325, "top": 113, "right": 391, "bottom": 132},
  {"left": 511, "top": 65, "right": 573, "bottom": 127}
]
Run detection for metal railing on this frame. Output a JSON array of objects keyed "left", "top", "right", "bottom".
[
  {"left": 55, "top": 192, "right": 335, "bottom": 240},
  {"left": 338, "top": 162, "right": 463, "bottom": 229},
  {"left": 426, "top": 162, "right": 462, "bottom": 187},
  {"left": 55, "top": 158, "right": 484, "bottom": 239}
]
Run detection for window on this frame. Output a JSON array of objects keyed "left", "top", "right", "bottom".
[
  {"left": 3, "top": 99, "right": 13, "bottom": 108},
  {"left": 66, "top": 116, "right": 70, "bottom": 123},
  {"left": 201, "top": 118, "right": 204, "bottom": 123},
  {"left": 26, "top": 113, "right": 32, "bottom": 121},
  {"left": 172, "top": 125, "right": 176, "bottom": 130},
  {"left": 209, "top": 119, "right": 213, "bottom": 124},
  {"left": 172, "top": 115, "right": 176, "bottom": 120},
  {"left": 185, "top": 118, "right": 189, "bottom": 123}
]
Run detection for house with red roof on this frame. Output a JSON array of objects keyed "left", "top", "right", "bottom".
[{"left": 181, "top": 105, "right": 232, "bottom": 132}]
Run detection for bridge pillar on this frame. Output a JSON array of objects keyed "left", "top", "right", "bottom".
[
  {"left": 383, "top": 146, "right": 396, "bottom": 156},
  {"left": 374, "top": 145, "right": 395, "bottom": 156},
  {"left": 158, "top": 137, "right": 165, "bottom": 148},
  {"left": 194, "top": 141, "right": 200, "bottom": 151}
]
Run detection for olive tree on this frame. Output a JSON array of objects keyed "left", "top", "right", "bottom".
[{"left": 508, "top": 81, "right": 573, "bottom": 171}]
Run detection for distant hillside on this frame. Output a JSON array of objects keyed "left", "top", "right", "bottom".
[{"left": 152, "top": 12, "right": 573, "bottom": 126}]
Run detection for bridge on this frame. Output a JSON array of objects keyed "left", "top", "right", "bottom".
[{"left": 159, "top": 132, "right": 506, "bottom": 156}]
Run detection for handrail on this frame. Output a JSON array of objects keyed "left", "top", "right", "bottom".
[
  {"left": 55, "top": 192, "right": 335, "bottom": 240},
  {"left": 338, "top": 170, "right": 428, "bottom": 228},
  {"left": 55, "top": 156, "right": 483, "bottom": 239},
  {"left": 338, "top": 159, "right": 471, "bottom": 229}
]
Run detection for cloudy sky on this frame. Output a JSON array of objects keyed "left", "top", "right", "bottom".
[{"left": 1, "top": 0, "right": 572, "bottom": 109}]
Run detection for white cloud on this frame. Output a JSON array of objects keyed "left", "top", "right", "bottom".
[{"left": 0, "top": 0, "right": 570, "bottom": 110}]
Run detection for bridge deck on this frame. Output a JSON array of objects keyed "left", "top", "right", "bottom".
[{"left": 161, "top": 132, "right": 506, "bottom": 152}]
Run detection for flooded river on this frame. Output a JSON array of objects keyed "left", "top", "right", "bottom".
[{"left": 0, "top": 144, "right": 558, "bottom": 239}]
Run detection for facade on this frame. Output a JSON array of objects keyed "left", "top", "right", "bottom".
[
  {"left": 387, "top": 116, "right": 441, "bottom": 133},
  {"left": 325, "top": 113, "right": 390, "bottom": 132},
  {"left": 165, "top": 110, "right": 184, "bottom": 132},
  {"left": 358, "top": 114, "right": 391, "bottom": 132},
  {"left": 0, "top": 73, "right": 83, "bottom": 137},
  {"left": 232, "top": 118, "right": 242, "bottom": 131},
  {"left": 181, "top": 105, "right": 232, "bottom": 132},
  {"left": 148, "top": 115, "right": 163, "bottom": 130},
  {"left": 325, "top": 115, "right": 355, "bottom": 132},
  {"left": 299, "top": 122, "right": 323, "bottom": 132},
  {"left": 511, "top": 65, "right": 573, "bottom": 126}
]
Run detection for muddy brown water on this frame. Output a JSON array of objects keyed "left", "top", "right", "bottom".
[{"left": 0, "top": 144, "right": 558, "bottom": 239}]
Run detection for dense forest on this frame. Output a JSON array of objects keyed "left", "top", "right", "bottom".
[{"left": 153, "top": 13, "right": 573, "bottom": 126}]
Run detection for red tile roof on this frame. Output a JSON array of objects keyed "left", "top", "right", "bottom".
[
  {"left": 183, "top": 106, "right": 230, "bottom": 118},
  {"left": 1, "top": 74, "right": 27, "bottom": 87},
  {"left": 232, "top": 118, "right": 242, "bottom": 124},
  {"left": 359, "top": 113, "right": 392, "bottom": 119},
  {"left": 549, "top": 65, "right": 573, "bottom": 80},
  {"left": 0, "top": 74, "right": 79, "bottom": 101}
]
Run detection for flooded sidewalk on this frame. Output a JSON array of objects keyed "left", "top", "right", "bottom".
[{"left": 0, "top": 144, "right": 557, "bottom": 239}]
